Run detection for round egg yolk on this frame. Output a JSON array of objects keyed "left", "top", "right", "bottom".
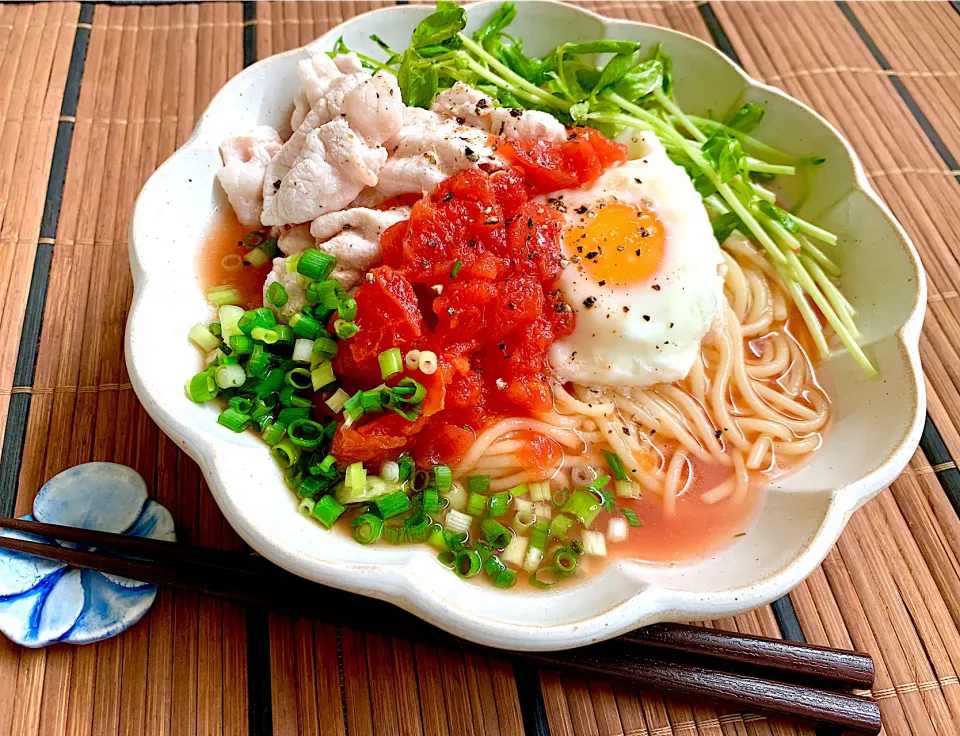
[{"left": 563, "top": 201, "right": 665, "bottom": 287}]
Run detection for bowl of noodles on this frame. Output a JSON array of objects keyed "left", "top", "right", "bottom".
[{"left": 126, "top": 0, "right": 925, "bottom": 649}]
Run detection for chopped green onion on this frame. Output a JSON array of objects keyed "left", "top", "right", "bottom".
[
  {"left": 599, "top": 489, "right": 616, "bottom": 513},
  {"left": 313, "top": 337, "right": 338, "bottom": 359},
  {"left": 488, "top": 491, "right": 509, "bottom": 517},
  {"left": 308, "top": 279, "right": 343, "bottom": 309},
  {"left": 250, "top": 327, "right": 279, "bottom": 344},
  {"left": 287, "top": 419, "right": 326, "bottom": 449},
  {"left": 188, "top": 323, "right": 220, "bottom": 352},
  {"left": 217, "top": 407, "right": 249, "bottom": 432},
  {"left": 378, "top": 348, "right": 403, "bottom": 380},
  {"left": 438, "top": 550, "right": 456, "bottom": 568},
  {"left": 228, "top": 396, "right": 254, "bottom": 414},
  {"left": 247, "top": 344, "right": 271, "bottom": 378},
  {"left": 394, "top": 377, "right": 426, "bottom": 404},
  {"left": 255, "top": 366, "right": 284, "bottom": 397},
  {"left": 297, "top": 250, "right": 337, "bottom": 281},
  {"left": 297, "top": 498, "right": 315, "bottom": 518},
  {"left": 342, "top": 391, "right": 364, "bottom": 422},
  {"left": 483, "top": 553, "right": 506, "bottom": 578},
  {"left": 273, "top": 325, "right": 294, "bottom": 344},
  {"left": 466, "top": 492, "right": 487, "bottom": 517},
  {"left": 290, "top": 313, "right": 321, "bottom": 339},
  {"left": 423, "top": 489, "right": 445, "bottom": 514},
  {"left": 219, "top": 305, "right": 244, "bottom": 341},
  {"left": 404, "top": 512, "right": 432, "bottom": 543},
  {"left": 554, "top": 548, "right": 578, "bottom": 574},
  {"left": 262, "top": 422, "right": 286, "bottom": 446},
  {"left": 427, "top": 523, "right": 447, "bottom": 550},
  {"left": 228, "top": 334, "right": 254, "bottom": 355},
  {"left": 588, "top": 474, "right": 611, "bottom": 491},
  {"left": 311, "top": 362, "right": 336, "bottom": 390},
  {"left": 510, "top": 483, "right": 531, "bottom": 499},
  {"left": 265, "top": 281, "right": 288, "bottom": 308},
  {"left": 208, "top": 322, "right": 222, "bottom": 337},
  {"left": 549, "top": 514, "right": 573, "bottom": 540},
  {"left": 454, "top": 549, "right": 482, "bottom": 578},
  {"left": 450, "top": 259, "right": 463, "bottom": 279},
  {"left": 433, "top": 465, "right": 452, "bottom": 491},
  {"left": 311, "top": 495, "right": 346, "bottom": 528},
  {"left": 221, "top": 253, "right": 244, "bottom": 272},
  {"left": 215, "top": 364, "right": 246, "bottom": 389},
  {"left": 338, "top": 298, "right": 358, "bottom": 322},
  {"left": 413, "top": 469, "right": 431, "bottom": 491},
  {"left": 383, "top": 518, "right": 406, "bottom": 545},
  {"left": 360, "top": 389, "right": 387, "bottom": 413},
  {"left": 334, "top": 319, "right": 359, "bottom": 340},
  {"left": 620, "top": 508, "right": 642, "bottom": 527},
  {"left": 615, "top": 479, "right": 640, "bottom": 499},
  {"left": 298, "top": 476, "right": 322, "bottom": 498},
  {"left": 552, "top": 487, "right": 570, "bottom": 508},
  {"left": 243, "top": 247, "right": 270, "bottom": 267},
  {"left": 312, "top": 454, "right": 338, "bottom": 479},
  {"left": 398, "top": 454, "right": 414, "bottom": 482},
  {"left": 238, "top": 307, "right": 276, "bottom": 335},
  {"left": 352, "top": 514, "right": 384, "bottom": 544},
  {"left": 205, "top": 285, "right": 241, "bottom": 306},
  {"left": 561, "top": 490, "right": 603, "bottom": 528},
  {"left": 376, "top": 490, "right": 410, "bottom": 519},
  {"left": 285, "top": 367, "right": 312, "bottom": 390},
  {"left": 186, "top": 371, "right": 218, "bottom": 402},
  {"left": 602, "top": 450, "right": 628, "bottom": 481},
  {"left": 467, "top": 475, "right": 490, "bottom": 493},
  {"left": 530, "top": 520, "right": 549, "bottom": 552},
  {"left": 277, "top": 407, "right": 310, "bottom": 425},
  {"left": 271, "top": 439, "right": 301, "bottom": 468},
  {"left": 325, "top": 387, "right": 350, "bottom": 413},
  {"left": 291, "top": 338, "right": 314, "bottom": 363},
  {"left": 345, "top": 461, "right": 366, "bottom": 493},
  {"left": 530, "top": 566, "right": 561, "bottom": 589},
  {"left": 481, "top": 518, "right": 512, "bottom": 548},
  {"left": 493, "top": 569, "right": 517, "bottom": 588}
]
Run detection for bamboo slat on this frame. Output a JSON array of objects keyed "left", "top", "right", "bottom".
[{"left": 1, "top": 2, "right": 960, "bottom": 735}]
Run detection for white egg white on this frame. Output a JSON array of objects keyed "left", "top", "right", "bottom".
[{"left": 546, "top": 131, "right": 724, "bottom": 389}]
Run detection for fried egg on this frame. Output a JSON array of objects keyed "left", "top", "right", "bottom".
[{"left": 546, "top": 131, "right": 724, "bottom": 388}]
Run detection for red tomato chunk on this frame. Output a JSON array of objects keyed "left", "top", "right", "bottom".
[{"left": 332, "top": 128, "right": 624, "bottom": 468}]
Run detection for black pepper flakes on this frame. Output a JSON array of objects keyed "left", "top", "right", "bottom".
[
  {"left": 456, "top": 116, "right": 465, "bottom": 125},
  {"left": 583, "top": 296, "right": 597, "bottom": 308},
  {"left": 509, "top": 107, "right": 523, "bottom": 118},
  {"left": 443, "top": 191, "right": 455, "bottom": 202},
  {"left": 464, "top": 146, "right": 479, "bottom": 163},
  {"left": 508, "top": 302, "right": 517, "bottom": 310},
  {"left": 643, "top": 315, "right": 650, "bottom": 321},
  {"left": 574, "top": 205, "right": 589, "bottom": 215},
  {"left": 598, "top": 280, "right": 606, "bottom": 286},
  {"left": 622, "top": 306, "right": 630, "bottom": 313},
  {"left": 714, "top": 430, "right": 722, "bottom": 440},
  {"left": 652, "top": 284, "right": 661, "bottom": 291},
  {"left": 586, "top": 251, "right": 600, "bottom": 260},
  {"left": 273, "top": 179, "right": 281, "bottom": 189}
]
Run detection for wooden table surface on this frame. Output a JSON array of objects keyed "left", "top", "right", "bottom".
[{"left": 1, "top": 2, "right": 960, "bottom": 735}]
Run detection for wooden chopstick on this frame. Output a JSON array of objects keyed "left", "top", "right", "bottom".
[
  {"left": 0, "top": 520, "right": 881, "bottom": 733},
  {"left": 0, "top": 518, "right": 874, "bottom": 685}
]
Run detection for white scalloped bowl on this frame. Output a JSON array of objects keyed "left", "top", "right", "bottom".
[{"left": 126, "top": 1, "right": 925, "bottom": 650}]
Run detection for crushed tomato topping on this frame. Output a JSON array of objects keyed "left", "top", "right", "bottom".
[{"left": 328, "top": 129, "right": 627, "bottom": 469}]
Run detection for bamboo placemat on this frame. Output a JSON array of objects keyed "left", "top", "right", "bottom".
[{"left": 0, "top": 2, "right": 958, "bottom": 735}]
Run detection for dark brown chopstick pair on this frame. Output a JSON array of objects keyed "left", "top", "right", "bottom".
[{"left": 0, "top": 517, "right": 881, "bottom": 734}]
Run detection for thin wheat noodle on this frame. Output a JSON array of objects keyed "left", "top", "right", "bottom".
[
  {"left": 702, "top": 478, "right": 736, "bottom": 504},
  {"left": 654, "top": 384, "right": 726, "bottom": 459},
  {"left": 489, "top": 471, "right": 531, "bottom": 491},
  {"left": 663, "top": 450, "right": 689, "bottom": 515},
  {"left": 553, "top": 383, "right": 615, "bottom": 417},
  {"left": 486, "top": 440, "right": 525, "bottom": 455},
  {"left": 536, "top": 411, "right": 581, "bottom": 428},
  {"left": 459, "top": 418, "right": 584, "bottom": 472},
  {"left": 688, "top": 355, "right": 707, "bottom": 405},
  {"left": 746, "top": 434, "right": 772, "bottom": 470},
  {"left": 732, "top": 450, "right": 749, "bottom": 503},
  {"left": 736, "top": 418, "right": 792, "bottom": 441},
  {"left": 474, "top": 455, "right": 522, "bottom": 470}
]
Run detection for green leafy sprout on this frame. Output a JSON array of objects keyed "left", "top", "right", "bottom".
[{"left": 329, "top": 0, "right": 874, "bottom": 375}]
